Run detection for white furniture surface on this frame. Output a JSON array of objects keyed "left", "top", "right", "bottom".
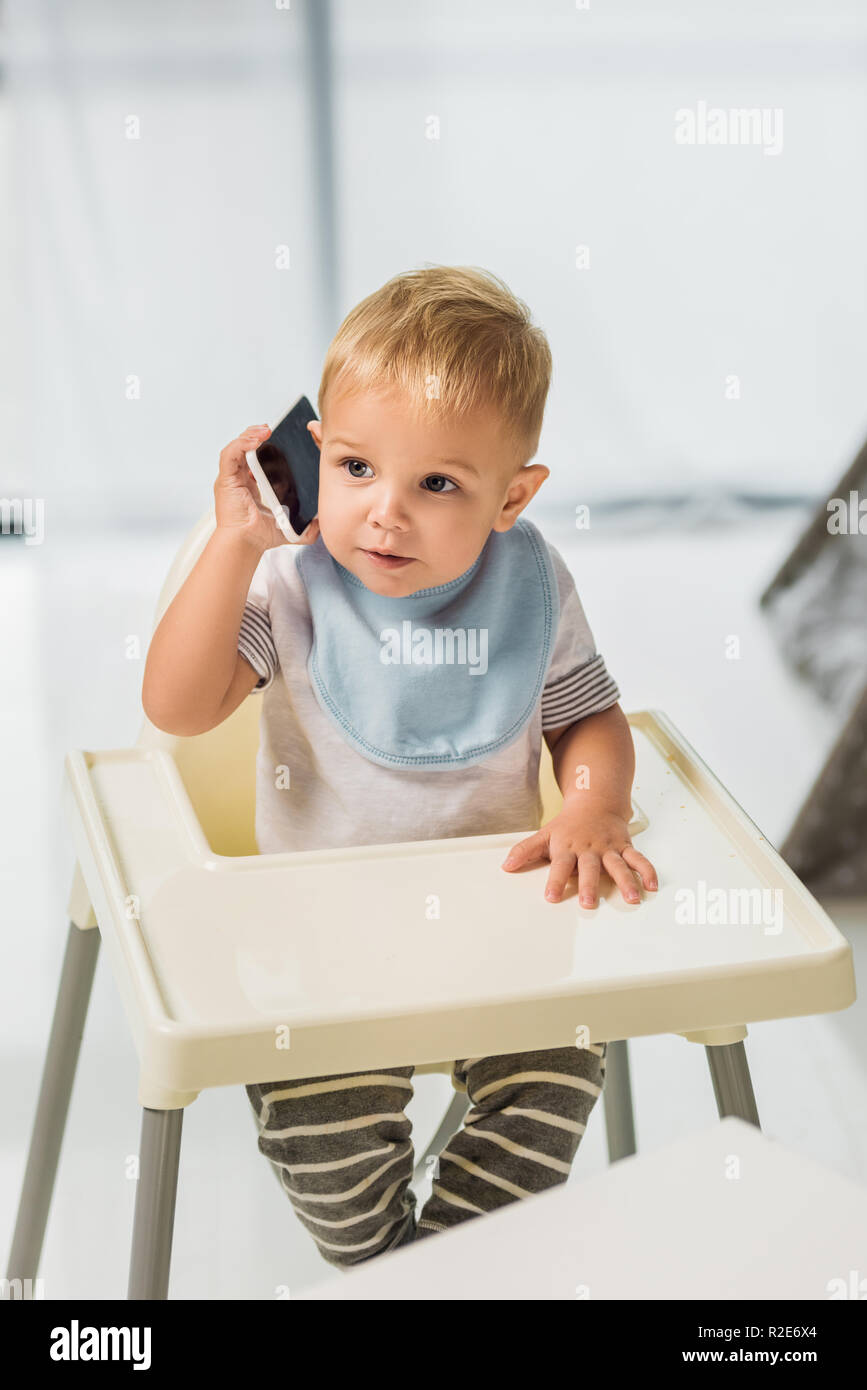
[
  {"left": 298, "top": 1115, "right": 867, "bottom": 1301},
  {"left": 61, "top": 710, "right": 855, "bottom": 1111}
]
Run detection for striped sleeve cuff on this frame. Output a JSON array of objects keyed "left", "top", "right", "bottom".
[
  {"left": 541, "top": 654, "right": 621, "bottom": 730},
  {"left": 237, "top": 601, "right": 278, "bottom": 693}
]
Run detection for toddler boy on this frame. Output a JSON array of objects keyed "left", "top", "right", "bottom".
[{"left": 142, "top": 264, "right": 658, "bottom": 1269}]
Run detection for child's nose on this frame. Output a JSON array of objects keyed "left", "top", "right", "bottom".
[{"left": 366, "top": 489, "right": 410, "bottom": 530}]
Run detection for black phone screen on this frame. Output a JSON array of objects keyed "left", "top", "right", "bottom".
[{"left": 254, "top": 395, "right": 320, "bottom": 536}]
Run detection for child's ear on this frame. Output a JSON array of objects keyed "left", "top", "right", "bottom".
[{"left": 307, "top": 420, "right": 323, "bottom": 451}]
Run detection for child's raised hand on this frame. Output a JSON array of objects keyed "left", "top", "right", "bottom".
[{"left": 214, "top": 425, "right": 320, "bottom": 552}]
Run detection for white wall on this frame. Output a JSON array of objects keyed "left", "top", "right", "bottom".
[{"left": 3, "top": 0, "right": 866, "bottom": 530}]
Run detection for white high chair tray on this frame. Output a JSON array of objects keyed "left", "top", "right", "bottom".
[{"left": 63, "top": 710, "right": 855, "bottom": 1107}]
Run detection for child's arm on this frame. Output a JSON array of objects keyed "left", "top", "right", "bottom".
[
  {"left": 142, "top": 423, "right": 318, "bottom": 737},
  {"left": 548, "top": 703, "right": 635, "bottom": 821},
  {"left": 142, "top": 527, "right": 266, "bottom": 735},
  {"left": 502, "top": 704, "right": 659, "bottom": 907}
]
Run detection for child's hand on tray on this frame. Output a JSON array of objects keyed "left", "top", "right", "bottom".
[{"left": 501, "top": 806, "right": 659, "bottom": 907}]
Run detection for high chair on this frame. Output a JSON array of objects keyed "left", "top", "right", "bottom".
[{"left": 5, "top": 510, "right": 856, "bottom": 1301}]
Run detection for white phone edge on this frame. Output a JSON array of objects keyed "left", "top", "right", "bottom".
[{"left": 245, "top": 444, "right": 307, "bottom": 544}]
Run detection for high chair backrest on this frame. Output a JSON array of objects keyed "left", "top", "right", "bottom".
[{"left": 137, "top": 510, "right": 565, "bottom": 856}]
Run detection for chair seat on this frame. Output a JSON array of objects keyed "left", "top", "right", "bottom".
[{"left": 62, "top": 710, "right": 855, "bottom": 1109}]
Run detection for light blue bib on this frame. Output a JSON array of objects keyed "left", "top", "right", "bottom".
[{"left": 296, "top": 516, "right": 560, "bottom": 770}]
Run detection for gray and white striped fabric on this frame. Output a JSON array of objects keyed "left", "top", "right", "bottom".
[
  {"left": 245, "top": 1042, "right": 607, "bottom": 1269},
  {"left": 540, "top": 653, "right": 620, "bottom": 731}
]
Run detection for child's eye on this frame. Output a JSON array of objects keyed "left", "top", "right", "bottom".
[
  {"left": 341, "top": 459, "right": 373, "bottom": 478},
  {"left": 422, "top": 474, "right": 458, "bottom": 494},
  {"left": 340, "top": 461, "right": 458, "bottom": 493}
]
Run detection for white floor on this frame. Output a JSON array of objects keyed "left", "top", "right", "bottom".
[{"left": 1, "top": 505, "right": 864, "bottom": 1300}]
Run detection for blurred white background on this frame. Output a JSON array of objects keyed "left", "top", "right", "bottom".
[
  {"left": 1, "top": 0, "right": 865, "bottom": 1300},
  {"left": 3, "top": 0, "right": 867, "bottom": 519}
]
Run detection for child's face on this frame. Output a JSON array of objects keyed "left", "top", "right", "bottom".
[{"left": 306, "top": 383, "right": 548, "bottom": 595}]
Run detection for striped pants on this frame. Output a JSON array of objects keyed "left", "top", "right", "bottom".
[{"left": 245, "top": 1042, "right": 607, "bottom": 1270}]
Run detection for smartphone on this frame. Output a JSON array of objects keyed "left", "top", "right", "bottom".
[{"left": 245, "top": 395, "right": 320, "bottom": 542}]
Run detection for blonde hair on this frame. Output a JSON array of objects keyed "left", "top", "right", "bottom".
[{"left": 317, "top": 264, "right": 552, "bottom": 465}]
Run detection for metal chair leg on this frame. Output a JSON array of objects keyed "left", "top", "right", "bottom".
[
  {"left": 603, "top": 1039, "right": 637, "bottom": 1162},
  {"left": 5, "top": 921, "right": 100, "bottom": 1297},
  {"left": 412, "top": 1090, "right": 469, "bottom": 1187},
  {"left": 128, "top": 1107, "right": 183, "bottom": 1300},
  {"left": 705, "top": 1040, "right": 761, "bottom": 1128}
]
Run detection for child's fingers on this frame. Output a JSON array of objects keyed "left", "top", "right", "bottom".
[
  {"left": 602, "top": 850, "right": 641, "bottom": 905},
  {"left": 217, "top": 425, "right": 271, "bottom": 481},
  {"left": 621, "top": 846, "right": 658, "bottom": 891},
  {"left": 577, "top": 852, "right": 601, "bottom": 908},
  {"left": 501, "top": 829, "right": 549, "bottom": 870},
  {"left": 544, "top": 852, "right": 578, "bottom": 902}
]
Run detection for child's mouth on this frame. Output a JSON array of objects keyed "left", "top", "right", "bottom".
[{"left": 362, "top": 549, "right": 415, "bottom": 570}]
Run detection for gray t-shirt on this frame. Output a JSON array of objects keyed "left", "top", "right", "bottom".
[{"left": 237, "top": 536, "right": 620, "bottom": 854}]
